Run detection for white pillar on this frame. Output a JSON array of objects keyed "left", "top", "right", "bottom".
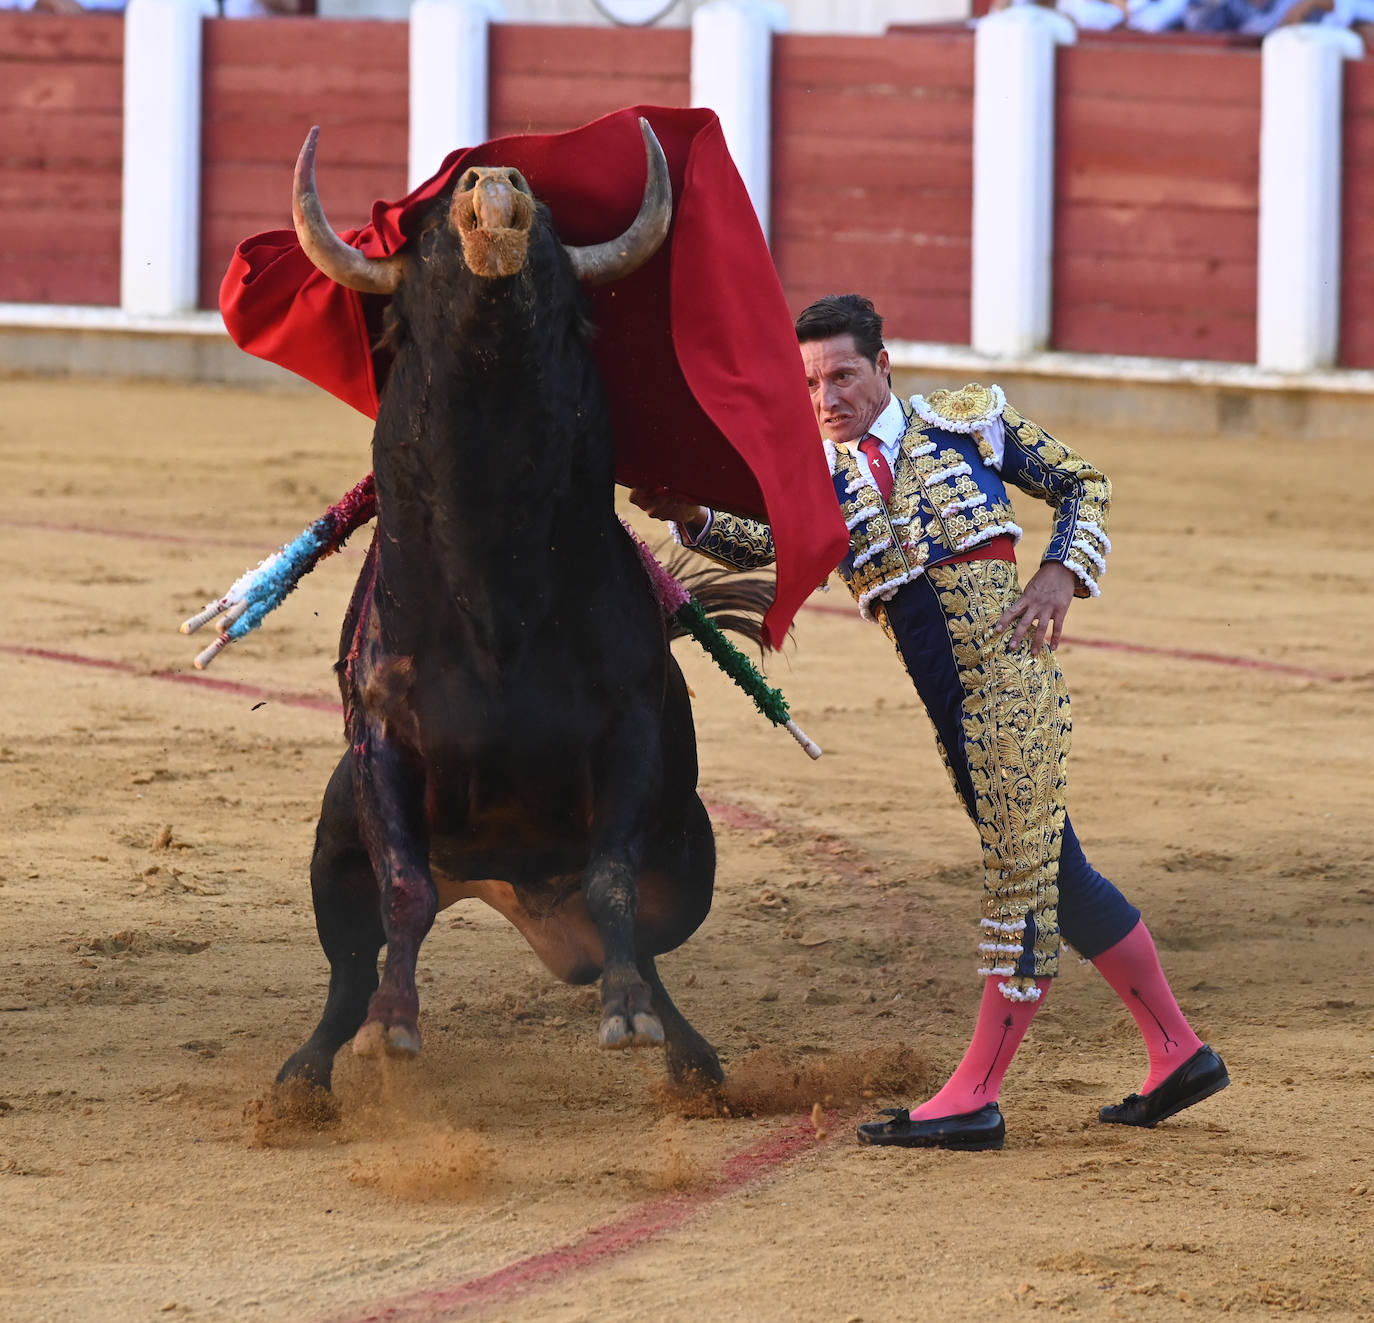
[
  {"left": 690, "top": 0, "right": 785, "bottom": 240},
  {"left": 408, "top": 0, "right": 501, "bottom": 192},
  {"left": 120, "top": 0, "right": 216, "bottom": 317},
  {"left": 970, "top": 7, "right": 1076, "bottom": 358},
  {"left": 1257, "top": 27, "right": 1362, "bottom": 373}
]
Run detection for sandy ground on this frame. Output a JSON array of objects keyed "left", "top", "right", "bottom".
[{"left": 1, "top": 376, "right": 1371, "bottom": 1323}]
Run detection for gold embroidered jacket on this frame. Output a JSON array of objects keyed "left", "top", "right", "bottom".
[{"left": 681, "top": 384, "right": 1111, "bottom": 620}]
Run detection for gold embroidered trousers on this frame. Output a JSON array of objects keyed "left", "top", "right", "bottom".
[{"left": 878, "top": 558, "right": 1071, "bottom": 1000}]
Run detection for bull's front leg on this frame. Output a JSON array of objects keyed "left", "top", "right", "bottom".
[
  {"left": 350, "top": 707, "right": 437, "bottom": 1060},
  {"left": 586, "top": 712, "right": 664, "bottom": 1050}
]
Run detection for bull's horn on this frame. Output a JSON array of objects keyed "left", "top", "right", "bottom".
[
  {"left": 563, "top": 118, "right": 672, "bottom": 286},
  {"left": 292, "top": 126, "right": 405, "bottom": 296}
]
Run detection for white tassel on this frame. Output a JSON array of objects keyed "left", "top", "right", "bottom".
[
  {"left": 852, "top": 537, "right": 893, "bottom": 570},
  {"left": 1070, "top": 537, "right": 1107, "bottom": 575},
  {"left": 1076, "top": 519, "right": 1112, "bottom": 553},
  {"left": 924, "top": 461, "right": 973, "bottom": 488},
  {"left": 845, "top": 503, "right": 883, "bottom": 531}
]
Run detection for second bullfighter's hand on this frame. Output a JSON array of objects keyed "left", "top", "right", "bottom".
[
  {"left": 995, "top": 560, "right": 1077, "bottom": 651},
  {"left": 628, "top": 486, "right": 708, "bottom": 536}
]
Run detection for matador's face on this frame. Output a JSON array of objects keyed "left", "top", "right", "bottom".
[{"left": 800, "top": 333, "right": 891, "bottom": 444}]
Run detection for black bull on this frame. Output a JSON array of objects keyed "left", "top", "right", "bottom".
[{"left": 276, "top": 121, "right": 739, "bottom": 1093}]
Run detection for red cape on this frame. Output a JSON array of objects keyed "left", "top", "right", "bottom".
[{"left": 219, "top": 104, "right": 847, "bottom": 649}]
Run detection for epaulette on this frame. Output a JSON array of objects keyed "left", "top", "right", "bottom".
[{"left": 908, "top": 382, "right": 1007, "bottom": 434}]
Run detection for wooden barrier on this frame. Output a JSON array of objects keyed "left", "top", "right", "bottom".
[
  {"left": 199, "top": 17, "right": 408, "bottom": 311},
  {"left": 1052, "top": 38, "right": 1261, "bottom": 363},
  {"left": 1341, "top": 57, "right": 1374, "bottom": 370},
  {"left": 3, "top": 16, "right": 1372, "bottom": 376},
  {"left": 771, "top": 29, "right": 976, "bottom": 344},
  {"left": 487, "top": 25, "right": 689, "bottom": 140},
  {"left": 0, "top": 15, "right": 123, "bottom": 307},
  {"left": 196, "top": 22, "right": 688, "bottom": 312}
]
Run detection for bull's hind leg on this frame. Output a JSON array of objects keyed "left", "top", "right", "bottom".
[
  {"left": 278, "top": 754, "right": 385, "bottom": 1090},
  {"left": 640, "top": 791, "right": 723, "bottom": 1087},
  {"left": 585, "top": 703, "right": 666, "bottom": 1051},
  {"left": 640, "top": 957, "right": 723, "bottom": 1088}
]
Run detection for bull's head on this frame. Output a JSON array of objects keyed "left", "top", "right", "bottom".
[{"left": 291, "top": 119, "right": 672, "bottom": 295}]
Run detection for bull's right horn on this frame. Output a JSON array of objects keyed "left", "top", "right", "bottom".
[{"left": 293, "top": 126, "right": 405, "bottom": 296}]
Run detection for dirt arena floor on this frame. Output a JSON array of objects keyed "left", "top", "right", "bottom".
[{"left": 1, "top": 376, "right": 1371, "bottom": 1323}]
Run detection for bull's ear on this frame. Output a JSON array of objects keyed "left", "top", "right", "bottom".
[
  {"left": 293, "top": 126, "right": 407, "bottom": 295},
  {"left": 563, "top": 119, "right": 671, "bottom": 286}
]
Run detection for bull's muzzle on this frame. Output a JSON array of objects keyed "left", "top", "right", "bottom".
[{"left": 451, "top": 167, "right": 537, "bottom": 280}]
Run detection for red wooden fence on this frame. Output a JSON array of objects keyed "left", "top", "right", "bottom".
[
  {"left": 1052, "top": 38, "right": 1260, "bottom": 363},
  {"left": 1340, "top": 57, "right": 1374, "bottom": 370},
  {"left": 198, "top": 17, "right": 408, "bottom": 311},
  {"left": 2, "top": 16, "right": 1371, "bottom": 374},
  {"left": 0, "top": 14, "right": 123, "bottom": 307},
  {"left": 487, "top": 24, "right": 689, "bottom": 139},
  {"left": 771, "top": 29, "right": 976, "bottom": 345}
]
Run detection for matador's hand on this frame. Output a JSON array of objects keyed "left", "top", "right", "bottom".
[
  {"left": 996, "top": 560, "right": 1077, "bottom": 651},
  {"left": 628, "top": 486, "right": 708, "bottom": 536}
]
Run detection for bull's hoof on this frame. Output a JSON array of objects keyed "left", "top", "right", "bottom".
[
  {"left": 351, "top": 1020, "right": 386, "bottom": 1058},
  {"left": 599, "top": 1009, "right": 665, "bottom": 1050},
  {"left": 666, "top": 1044, "right": 725, "bottom": 1090},
  {"left": 352, "top": 1019, "right": 423, "bottom": 1059},
  {"left": 384, "top": 1022, "right": 422, "bottom": 1056},
  {"left": 599, "top": 1014, "right": 631, "bottom": 1048}
]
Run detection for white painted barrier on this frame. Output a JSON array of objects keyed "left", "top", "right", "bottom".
[
  {"left": 120, "top": 0, "right": 217, "bottom": 317},
  {"left": 970, "top": 6, "right": 1076, "bottom": 359},
  {"left": 408, "top": 0, "right": 502, "bottom": 192},
  {"left": 690, "top": 0, "right": 786, "bottom": 239},
  {"left": 1257, "top": 26, "right": 1363, "bottom": 373}
]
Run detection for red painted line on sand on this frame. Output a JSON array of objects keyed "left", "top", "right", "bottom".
[
  {"left": 700, "top": 799, "right": 778, "bottom": 832},
  {"left": 802, "top": 600, "right": 1353, "bottom": 682},
  {"left": 6, "top": 511, "right": 1346, "bottom": 682},
  {"left": 335, "top": 1116, "right": 823, "bottom": 1323},
  {"left": 6, "top": 635, "right": 845, "bottom": 1320},
  {"left": 0, "top": 515, "right": 271, "bottom": 551},
  {"left": 0, "top": 643, "right": 340, "bottom": 714}
]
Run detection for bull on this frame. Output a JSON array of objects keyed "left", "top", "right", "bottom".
[{"left": 276, "top": 120, "right": 733, "bottom": 1094}]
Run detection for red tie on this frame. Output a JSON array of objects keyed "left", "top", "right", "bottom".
[{"left": 858, "top": 434, "right": 894, "bottom": 503}]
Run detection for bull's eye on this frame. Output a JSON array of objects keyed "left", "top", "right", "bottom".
[{"left": 457, "top": 168, "right": 482, "bottom": 193}]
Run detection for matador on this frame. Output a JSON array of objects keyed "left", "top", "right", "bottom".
[{"left": 632, "top": 293, "right": 1229, "bottom": 1151}]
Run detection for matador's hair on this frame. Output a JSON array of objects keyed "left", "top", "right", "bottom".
[{"left": 794, "top": 293, "right": 885, "bottom": 368}]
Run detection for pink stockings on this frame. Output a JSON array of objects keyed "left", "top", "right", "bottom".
[
  {"left": 910, "top": 976, "right": 1052, "bottom": 1120},
  {"left": 912, "top": 919, "right": 1203, "bottom": 1118},
  {"left": 1088, "top": 919, "right": 1203, "bottom": 1092}
]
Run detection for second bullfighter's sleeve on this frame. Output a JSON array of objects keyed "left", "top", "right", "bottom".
[
  {"left": 676, "top": 511, "right": 778, "bottom": 571},
  {"left": 997, "top": 403, "right": 1112, "bottom": 599}
]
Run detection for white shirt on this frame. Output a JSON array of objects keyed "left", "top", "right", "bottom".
[
  {"left": 840, "top": 392, "right": 906, "bottom": 493},
  {"left": 677, "top": 391, "right": 907, "bottom": 548}
]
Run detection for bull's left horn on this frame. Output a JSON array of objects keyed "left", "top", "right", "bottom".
[
  {"left": 293, "top": 126, "right": 405, "bottom": 296},
  {"left": 563, "top": 119, "right": 672, "bottom": 286}
]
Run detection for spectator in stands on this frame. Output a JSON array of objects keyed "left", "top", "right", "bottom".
[
  {"left": 0, "top": 0, "right": 307, "bottom": 10},
  {"left": 986, "top": 0, "right": 1194, "bottom": 34},
  {"left": 1175, "top": 0, "right": 1299, "bottom": 33},
  {"left": 1267, "top": 0, "right": 1374, "bottom": 31},
  {"left": 987, "top": 0, "right": 1351, "bottom": 31},
  {"left": 221, "top": 0, "right": 311, "bottom": 13},
  {"left": 1, "top": 0, "right": 124, "bottom": 11}
]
